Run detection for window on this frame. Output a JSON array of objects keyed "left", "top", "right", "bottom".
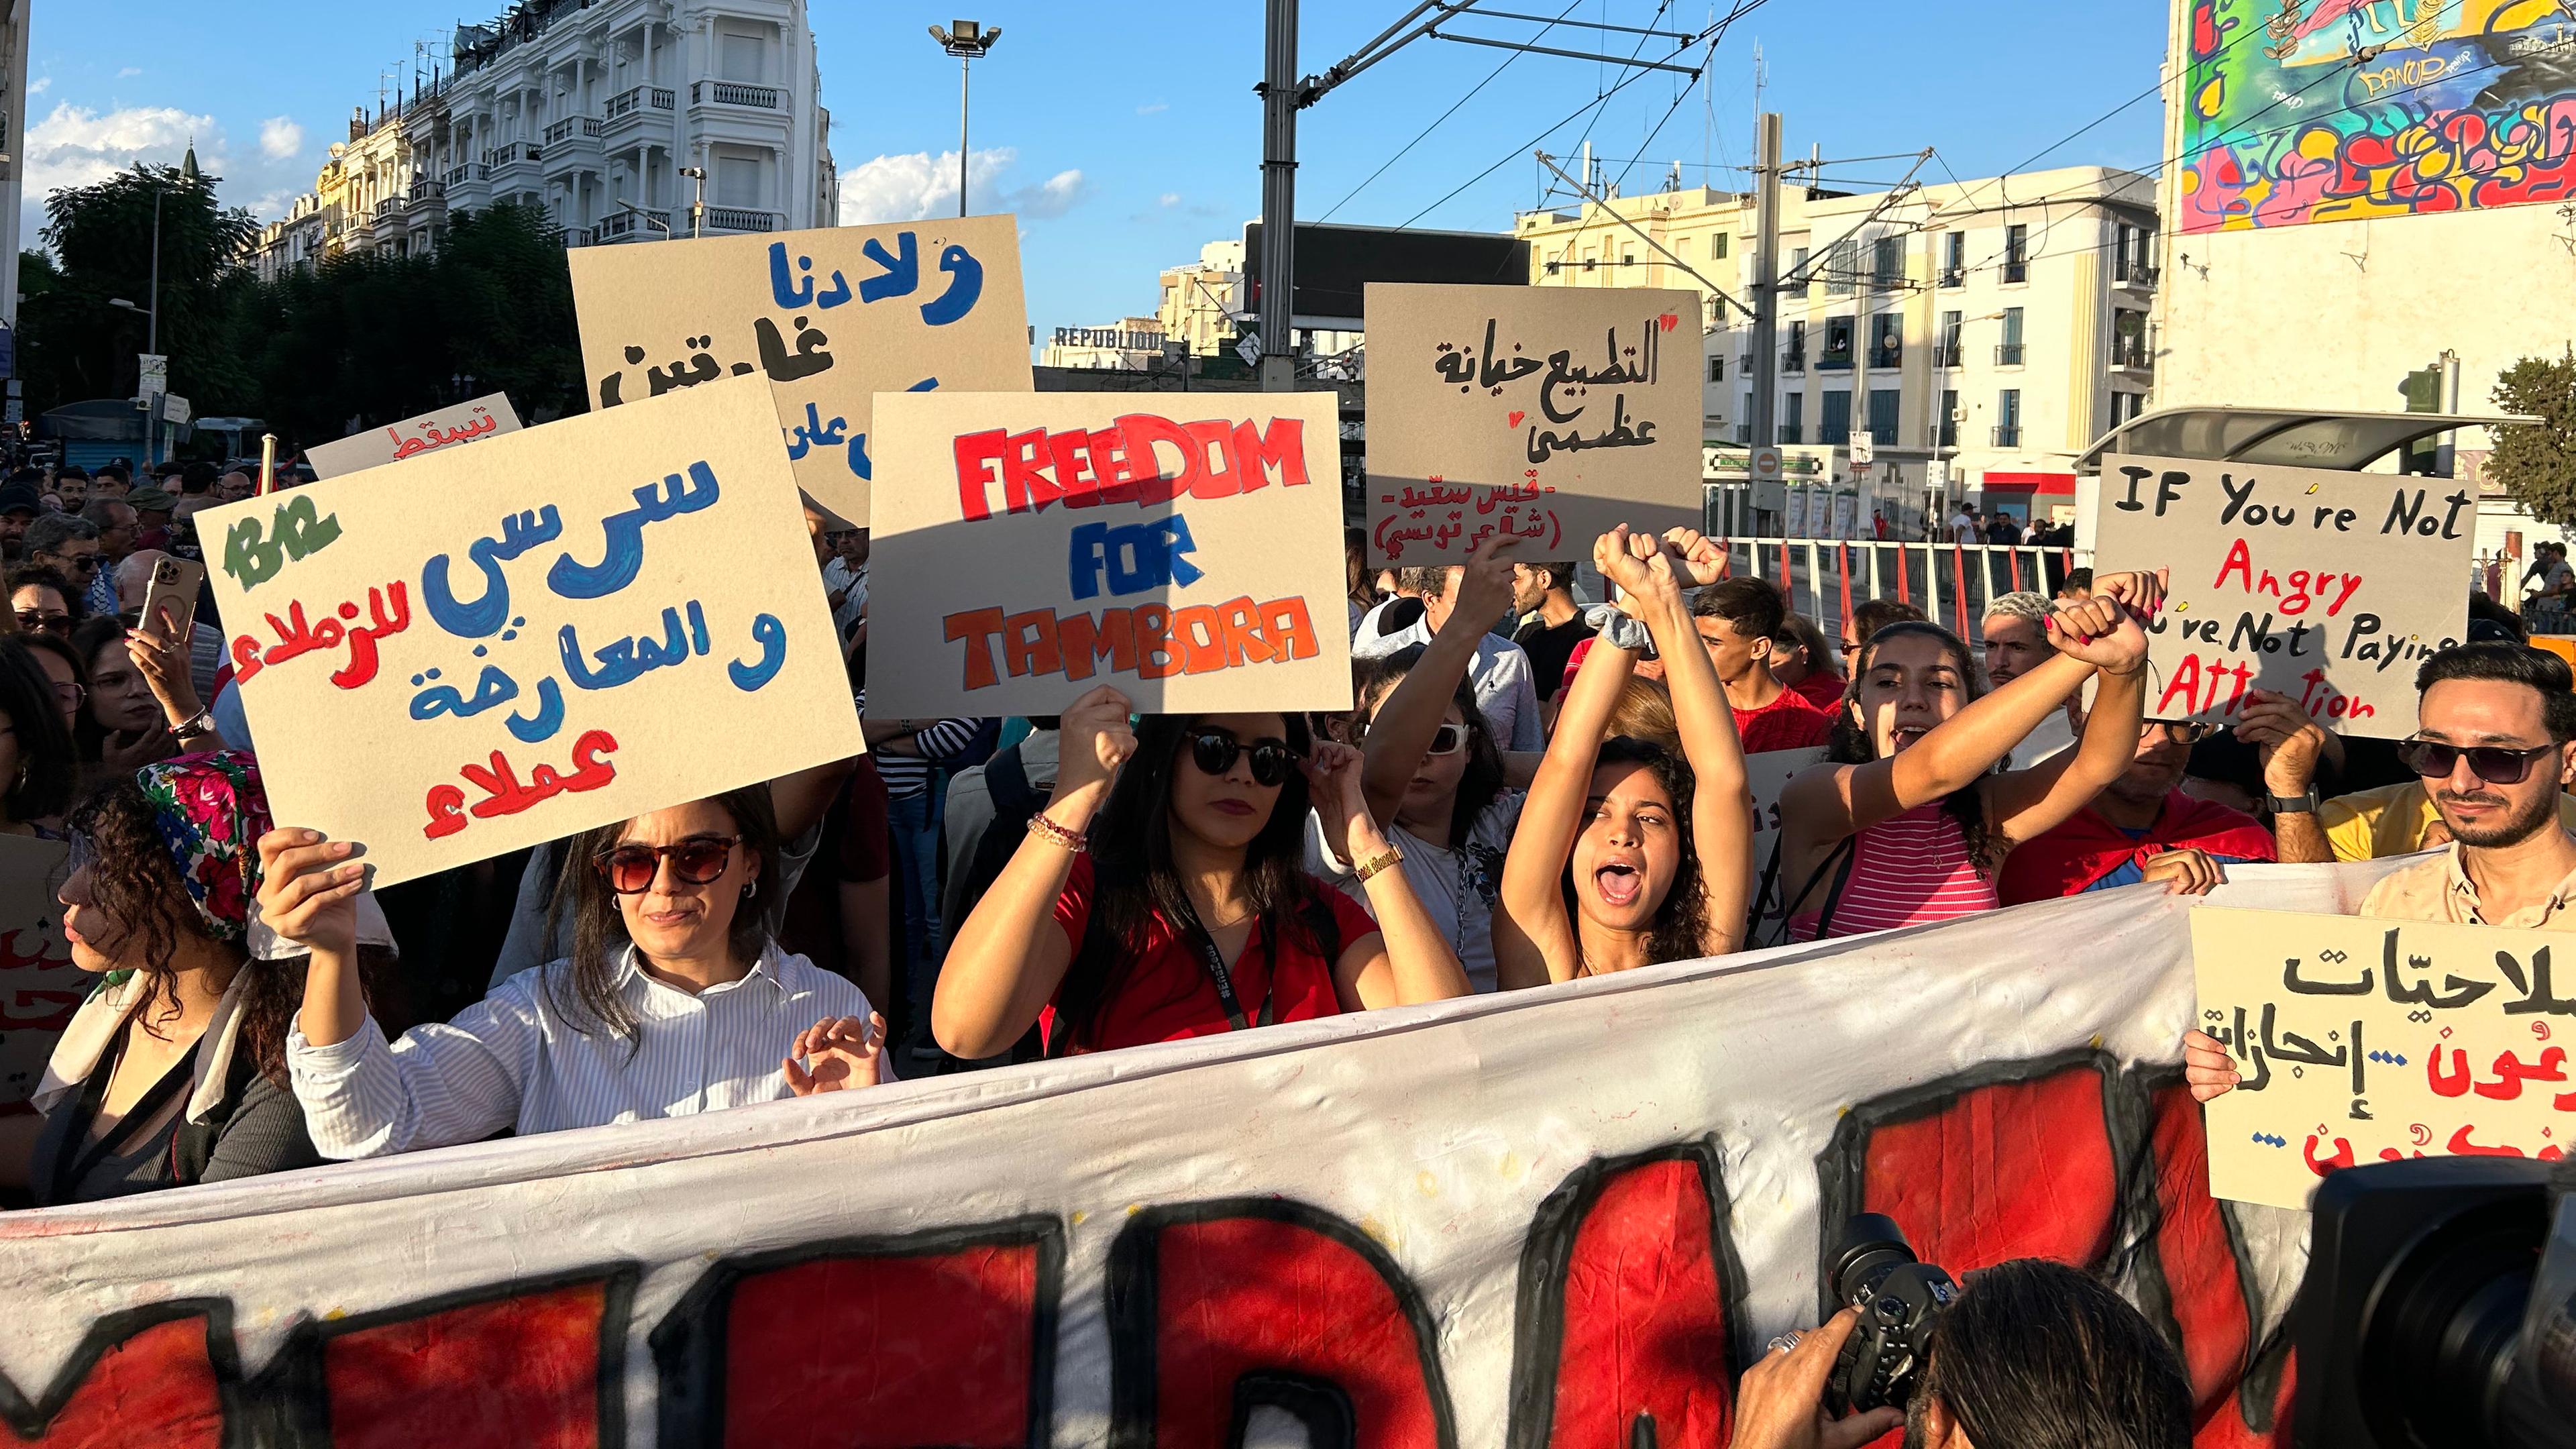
[
  {"left": 1821, "top": 390, "right": 1853, "bottom": 445},
  {"left": 1825, "top": 237, "right": 1857, "bottom": 297},
  {"left": 1940, "top": 231, "right": 1965, "bottom": 286},
  {"left": 1709, "top": 354, "right": 1725, "bottom": 383},
  {"left": 1872, "top": 235, "right": 1903, "bottom": 289},
  {"left": 2110, "top": 390, "right": 2145, "bottom": 428},
  {"left": 1868, "top": 388, "right": 1900, "bottom": 445},
  {"left": 720, "top": 30, "right": 765, "bottom": 83},
  {"left": 1870, "top": 313, "right": 1902, "bottom": 369},
  {"left": 1938, "top": 309, "right": 1963, "bottom": 366},
  {"left": 1996, "top": 307, "right": 2025, "bottom": 366},
  {"left": 2115, "top": 223, "right": 2135, "bottom": 282},
  {"left": 1782, "top": 392, "right": 1805, "bottom": 444},
  {"left": 715, "top": 146, "right": 764, "bottom": 208},
  {"left": 2113, "top": 309, "right": 2149, "bottom": 370},
  {"left": 1621, "top": 247, "right": 1635, "bottom": 267},
  {"left": 2002, "top": 223, "right": 2029, "bottom": 283},
  {"left": 1789, "top": 246, "right": 1810, "bottom": 286},
  {"left": 1994, "top": 388, "right": 2022, "bottom": 447},
  {"left": 1939, "top": 388, "right": 1959, "bottom": 449},
  {"left": 1784, "top": 319, "right": 1807, "bottom": 372},
  {"left": 1711, "top": 231, "right": 1729, "bottom": 260},
  {"left": 1821, "top": 315, "right": 1855, "bottom": 369}
]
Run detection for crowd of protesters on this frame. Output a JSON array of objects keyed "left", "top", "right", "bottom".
[{"left": 0, "top": 455, "right": 2563, "bottom": 1279}]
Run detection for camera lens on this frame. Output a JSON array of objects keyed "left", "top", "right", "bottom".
[
  {"left": 1831, "top": 1212, "right": 1919, "bottom": 1308},
  {"left": 2364, "top": 1195, "right": 2546, "bottom": 1449}
]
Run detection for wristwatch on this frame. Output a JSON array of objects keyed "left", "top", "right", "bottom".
[{"left": 2265, "top": 787, "right": 2320, "bottom": 815}]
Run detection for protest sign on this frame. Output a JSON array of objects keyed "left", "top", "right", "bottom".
[
  {"left": 0, "top": 871, "right": 2382, "bottom": 1446},
  {"left": 567, "top": 216, "right": 1029, "bottom": 528},
  {"left": 200, "top": 374, "right": 860, "bottom": 888},
  {"left": 864, "top": 390, "right": 1352, "bottom": 718},
  {"left": 2088, "top": 453, "right": 2472, "bottom": 739},
  {"left": 2194, "top": 906, "right": 2576, "bottom": 1211},
  {"left": 0, "top": 835, "right": 79, "bottom": 1114},
  {"left": 304, "top": 394, "right": 524, "bottom": 479},
  {"left": 1364, "top": 282, "right": 1701, "bottom": 566}
]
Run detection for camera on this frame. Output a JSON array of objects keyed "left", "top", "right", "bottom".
[
  {"left": 2295, "top": 1157, "right": 2576, "bottom": 1449},
  {"left": 1824, "top": 1212, "right": 1959, "bottom": 1415}
]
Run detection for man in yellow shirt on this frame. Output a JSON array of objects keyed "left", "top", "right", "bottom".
[{"left": 2314, "top": 776, "right": 2576, "bottom": 861}]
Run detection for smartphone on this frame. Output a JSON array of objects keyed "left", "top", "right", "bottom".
[{"left": 138, "top": 555, "right": 206, "bottom": 641}]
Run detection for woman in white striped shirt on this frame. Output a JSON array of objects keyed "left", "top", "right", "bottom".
[{"left": 269, "top": 784, "right": 884, "bottom": 1159}]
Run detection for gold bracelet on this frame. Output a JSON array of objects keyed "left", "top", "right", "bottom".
[
  {"left": 1352, "top": 844, "right": 1404, "bottom": 883},
  {"left": 1026, "top": 813, "right": 1087, "bottom": 853}
]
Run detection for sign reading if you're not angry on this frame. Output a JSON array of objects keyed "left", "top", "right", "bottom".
[
  {"left": 567, "top": 215, "right": 1030, "bottom": 528},
  {"left": 863, "top": 391, "right": 1352, "bottom": 719},
  {"left": 2087, "top": 453, "right": 2473, "bottom": 739},
  {"left": 1364, "top": 282, "right": 1702, "bottom": 566},
  {"left": 202, "top": 376, "right": 861, "bottom": 888}
]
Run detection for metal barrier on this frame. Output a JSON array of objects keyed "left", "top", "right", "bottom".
[{"left": 1719, "top": 539, "right": 2088, "bottom": 643}]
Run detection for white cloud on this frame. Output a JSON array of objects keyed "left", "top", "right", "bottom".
[
  {"left": 1159, "top": 192, "right": 1180, "bottom": 207},
  {"left": 257, "top": 116, "right": 303, "bottom": 160},
  {"left": 837, "top": 147, "right": 1089, "bottom": 225},
  {"left": 115, "top": 67, "right": 140, "bottom": 78},
  {"left": 23, "top": 102, "right": 215, "bottom": 201},
  {"left": 1136, "top": 101, "right": 1167, "bottom": 115},
  {"left": 27, "top": 76, "right": 48, "bottom": 95}
]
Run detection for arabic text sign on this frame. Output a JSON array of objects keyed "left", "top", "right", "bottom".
[
  {"left": 567, "top": 217, "right": 1030, "bottom": 528},
  {"left": 2194, "top": 907, "right": 2576, "bottom": 1210},
  {"left": 0, "top": 835, "right": 78, "bottom": 1114},
  {"left": 2087, "top": 453, "right": 2472, "bottom": 740},
  {"left": 865, "top": 391, "right": 1352, "bottom": 718},
  {"left": 203, "top": 376, "right": 861, "bottom": 888},
  {"left": 304, "top": 393, "right": 525, "bottom": 479},
  {"left": 1364, "top": 282, "right": 1701, "bottom": 566}
]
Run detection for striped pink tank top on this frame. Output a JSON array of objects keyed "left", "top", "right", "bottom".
[{"left": 1792, "top": 802, "right": 2000, "bottom": 941}]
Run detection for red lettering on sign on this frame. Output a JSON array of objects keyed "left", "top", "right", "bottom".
[
  {"left": 953, "top": 428, "right": 1010, "bottom": 522},
  {"left": 1233, "top": 417, "right": 1310, "bottom": 492},
  {"left": 953, "top": 415, "right": 1311, "bottom": 520},
  {"left": 1108, "top": 1201, "right": 1457, "bottom": 1448},
  {"left": 0, "top": 1307, "right": 224, "bottom": 1449},
  {"left": 318, "top": 1277, "right": 621, "bottom": 1449},
  {"left": 1838, "top": 1056, "right": 2118, "bottom": 1274},
  {"left": 942, "top": 596, "right": 1316, "bottom": 690}
]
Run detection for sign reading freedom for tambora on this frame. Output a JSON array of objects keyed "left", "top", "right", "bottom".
[
  {"left": 2194, "top": 906, "right": 2576, "bottom": 1210},
  {"left": 2088, "top": 453, "right": 2471, "bottom": 739},
  {"left": 865, "top": 391, "right": 1351, "bottom": 718},
  {"left": 567, "top": 216, "right": 1028, "bottom": 527},
  {"left": 1364, "top": 282, "right": 1700, "bottom": 565},
  {"left": 304, "top": 392, "right": 524, "bottom": 479},
  {"left": 203, "top": 376, "right": 861, "bottom": 887}
]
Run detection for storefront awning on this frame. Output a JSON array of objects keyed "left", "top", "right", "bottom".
[{"left": 2075, "top": 406, "right": 2534, "bottom": 474}]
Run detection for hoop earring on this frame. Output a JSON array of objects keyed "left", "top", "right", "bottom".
[{"left": 742, "top": 878, "right": 758, "bottom": 902}]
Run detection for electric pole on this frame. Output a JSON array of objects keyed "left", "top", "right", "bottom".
[
  {"left": 1256, "top": 0, "right": 1300, "bottom": 392},
  {"left": 1750, "top": 111, "right": 1782, "bottom": 449}
]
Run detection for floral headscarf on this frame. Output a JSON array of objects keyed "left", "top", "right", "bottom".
[{"left": 130, "top": 751, "right": 272, "bottom": 943}]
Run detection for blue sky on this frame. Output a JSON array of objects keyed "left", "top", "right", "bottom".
[{"left": 26, "top": 1, "right": 2168, "bottom": 338}]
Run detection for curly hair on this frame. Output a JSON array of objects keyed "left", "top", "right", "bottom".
[
  {"left": 0, "top": 637, "right": 76, "bottom": 824},
  {"left": 1559, "top": 736, "right": 1711, "bottom": 969},
  {"left": 1825, "top": 620, "right": 1999, "bottom": 873}
]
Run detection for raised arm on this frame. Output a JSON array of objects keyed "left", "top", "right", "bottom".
[
  {"left": 1985, "top": 571, "right": 2164, "bottom": 844},
  {"left": 931, "top": 687, "right": 1132, "bottom": 1059},
  {"left": 1648, "top": 528, "right": 1754, "bottom": 953},
  {"left": 1309, "top": 742, "right": 1472, "bottom": 1008},
  {"left": 1360, "top": 536, "right": 1520, "bottom": 829}
]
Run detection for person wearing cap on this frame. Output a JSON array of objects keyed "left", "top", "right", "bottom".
[
  {"left": 124, "top": 486, "right": 178, "bottom": 552},
  {"left": 4, "top": 753, "right": 396, "bottom": 1205},
  {"left": 0, "top": 479, "right": 41, "bottom": 562}
]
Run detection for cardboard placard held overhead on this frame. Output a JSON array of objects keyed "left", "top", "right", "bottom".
[
  {"left": 2088, "top": 453, "right": 2473, "bottom": 739},
  {"left": 865, "top": 390, "right": 1352, "bottom": 719},
  {"left": 0, "top": 835, "right": 81, "bottom": 1114},
  {"left": 2193, "top": 906, "right": 2576, "bottom": 1211},
  {"left": 305, "top": 394, "right": 525, "bottom": 478},
  {"left": 1364, "top": 282, "right": 1702, "bottom": 566},
  {"left": 567, "top": 217, "right": 1030, "bottom": 528},
  {"left": 201, "top": 376, "right": 861, "bottom": 888}
]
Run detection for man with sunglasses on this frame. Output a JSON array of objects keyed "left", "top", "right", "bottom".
[
  {"left": 23, "top": 515, "right": 102, "bottom": 596},
  {"left": 1997, "top": 711, "right": 2277, "bottom": 904}
]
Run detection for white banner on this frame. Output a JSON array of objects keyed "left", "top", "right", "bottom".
[{"left": 0, "top": 868, "right": 2406, "bottom": 1445}]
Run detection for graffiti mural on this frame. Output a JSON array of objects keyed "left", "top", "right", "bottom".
[{"left": 2180, "top": 0, "right": 2576, "bottom": 231}]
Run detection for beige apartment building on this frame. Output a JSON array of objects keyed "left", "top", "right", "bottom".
[
  {"left": 1157, "top": 239, "right": 1247, "bottom": 358},
  {"left": 1516, "top": 165, "right": 2158, "bottom": 531}
]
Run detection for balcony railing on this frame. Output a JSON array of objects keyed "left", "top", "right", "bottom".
[
  {"left": 1994, "top": 341, "right": 2026, "bottom": 366},
  {"left": 556, "top": 225, "right": 591, "bottom": 248},
  {"left": 445, "top": 162, "right": 488, "bottom": 185},
  {"left": 1868, "top": 345, "right": 1901, "bottom": 370},
  {"left": 594, "top": 209, "right": 670, "bottom": 242},
  {"left": 1937, "top": 266, "right": 1964, "bottom": 288},
  {"left": 373, "top": 197, "right": 400, "bottom": 219},
  {"left": 2123, "top": 264, "right": 2160, "bottom": 289},
  {"left": 543, "top": 116, "right": 604, "bottom": 145},
  {"left": 486, "top": 141, "right": 542, "bottom": 168},
  {"left": 705, "top": 206, "right": 784, "bottom": 233},
  {"left": 693, "top": 80, "right": 782, "bottom": 109},
  {"left": 2113, "top": 350, "right": 2155, "bottom": 375},
  {"left": 605, "top": 85, "right": 678, "bottom": 121},
  {"left": 409, "top": 180, "right": 445, "bottom": 203},
  {"left": 1817, "top": 350, "right": 1854, "bottom": 372},
  {"left": 1781, "top": 351, "right": 1806, "bottom": 374},
  {"left": 1992, "top": 425, "right": 2022, "bottom": 447},
  {"left": 1778, "top": 425, "right": 1803, "bottom": 444},
  {"left": 1933, "top": 343, "right": 1964, "bottom": 368},
  {"left": 2001, "top": 260, "right": 2028, "bottom": 284}
]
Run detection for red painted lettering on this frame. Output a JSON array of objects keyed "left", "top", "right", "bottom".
[
  {"left": 953, "top": 429, "right": 1009, "bottom": 522},
  {"left": 1183, "top": 419, "right": 1242, "bottom": 500},
  {"left": 945, "top": 607, "right": 1008, "bottom": 690},
  {"left": 1231, "top": 417, "right": 1310, "bottom": 492},
  {"left": 319, "top": 1278, "right": 618, "bottom": 1449},
  {"left": 0, "top": 1309, "right": 223, "bottom": 1448},
  {"left": 1118, "top": 414, "right": 1195, "bottom": 506},
  {"left": 1001, "top": 428, "right": 1059, "bottom": 514},
  {"left": 1046, "top": 429, "right": 1101, "bottom": 508},
  {"left": 1133, "top": 604, "right": 1180, "bottom": 679},
  {"left": 1003, "top": 608, "right": 1062, "bottom": 679},
  {"left": 1057, "top": 608, "right": 1137, "bottom": 680}
]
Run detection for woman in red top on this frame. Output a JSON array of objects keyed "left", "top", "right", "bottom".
[{"left": 932, "top": 687, "right": 1470, "bottom": 1057}]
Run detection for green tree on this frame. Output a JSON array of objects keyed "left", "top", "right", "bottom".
[
  {"left": 2489, "top": 347, "right": 2576, "bottom": 525},
  {"left": 17, "top": 162, "right": 256, "bottom": 421}
]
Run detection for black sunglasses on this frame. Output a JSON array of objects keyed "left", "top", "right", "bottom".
[
  {"left": 2395, "top": 739, "right": 2560, "bottom": 786},
  {"left": 594, "top": 834, "right": 741, "bottom": 893},
  {"left": 13, "top": 610, "right": 70, "bottom": 637},
  {"left": 1187, "top": 731, "right": 1299, "bottom": 787},
  {"left": 1348, "top": 720, "right": 1466, "bottom": 755}
]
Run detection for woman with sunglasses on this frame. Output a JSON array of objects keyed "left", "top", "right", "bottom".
[
  {"left": 276, "top": 786, "right": 885, "bottom": 1159},
  {"left": 8, "top": 565, "right": 78, "bottom": 638},
  {"left": 0, "top": 636, "right": 75, "bottom": 839},
  {"left": 1770, "top": 572, "right": 2164, "bottom": 943},
  {"left": 934, "top": 688, "right": 1470, "bottom": 1059},
  {"left": 1494, "top": 526, "right": 1754, "bottom": 985}
]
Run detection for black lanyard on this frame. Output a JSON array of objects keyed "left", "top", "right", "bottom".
[{"left": 1180, "top": 908, "right": 1276, "bottom": 1032}]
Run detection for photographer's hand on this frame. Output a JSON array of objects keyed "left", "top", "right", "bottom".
[{"left": 1732, "top": 1308, "right": 1906, "bottom": 1449}]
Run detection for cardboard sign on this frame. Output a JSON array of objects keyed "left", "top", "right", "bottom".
[
  {"left": 1364, "top": 283, "right": 1701, "bottom": 566},
  {"left": 864, "top": 390, "right": 1353, "bottom": 719},
  {"left": 201, "top": 376, "right": 862, "bottom": 888},
  {"left": 305, "top": 394, "right": 525, "bottom": 478},
  {"left": 2088, "top": 454, "right": 2473, "bottom": 739},
  {"left": 0, "top": 867, "right": 2365, "bottom": 1446},
  {"left": 567, "top": 217, "right": 1030, "bottom": 528},
  {"left": 0, "top": 835, "right": 80, "bottom": 1114},
  {"left": 2194, "top": 906, "right": 2576, "bottom": 1210}
]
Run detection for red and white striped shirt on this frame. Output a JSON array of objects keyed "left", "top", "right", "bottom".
[{"left": 1793, "top": 802, "right": 2000, "bottom": 941}]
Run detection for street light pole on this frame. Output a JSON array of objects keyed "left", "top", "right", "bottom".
[
  {"left": 929, "top": 21, "right": 1001, "bottom": 219},
  {"left": 145, "top": 186, "right": 163, "bottom": 465}
]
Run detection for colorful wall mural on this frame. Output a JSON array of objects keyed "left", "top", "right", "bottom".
[{"left": 2180, "top": 0, "right": 2576, "bottom": 231}]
